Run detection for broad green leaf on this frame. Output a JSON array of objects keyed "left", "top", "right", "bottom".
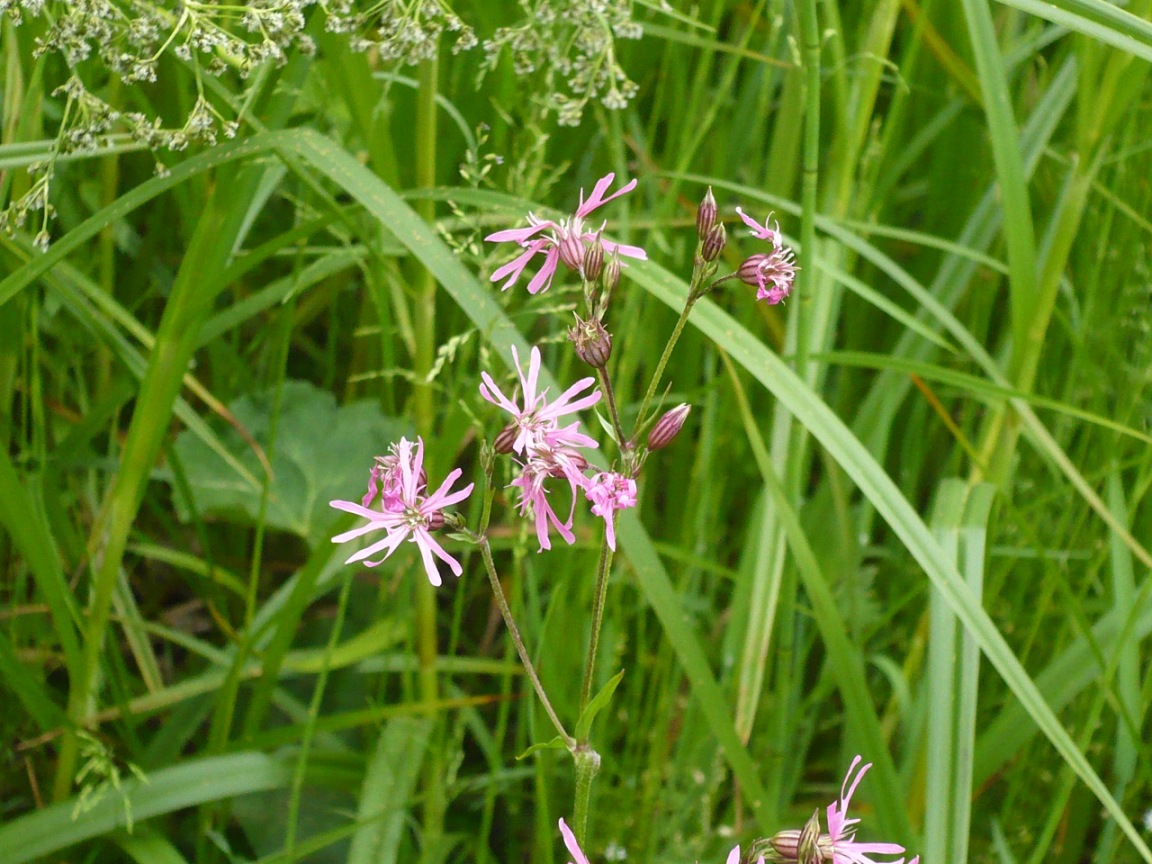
[{"left": 168, "top": 380, "right": 406, "bottom": 545}]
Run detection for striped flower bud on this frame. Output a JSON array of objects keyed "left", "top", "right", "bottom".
[
  {"left": 583, "top": 236, "right": 605, "bottom": 282},
  {"left": 494, "top": 422, "right": 519, "bottom": 455},
  {"left": 647, "top": 403, "right": 691, "bottom": 450},
  {"left": 696, "top": 186, "right": 718, "bottom": 239},
  {"left": 701, "top": 222, "right": 726, "bottom": 263}
]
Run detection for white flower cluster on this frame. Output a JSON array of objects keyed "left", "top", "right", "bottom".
[
  {"left": 0, "top": 0, "right": 480, "bottom": 244},
  {"left": 481, "top": 0, "right": 643, "bottom": 126}
]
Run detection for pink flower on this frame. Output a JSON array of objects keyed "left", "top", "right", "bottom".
[
  {"left": 822, "top": 756, "right": 918, "bottom": 864},
  {"left": 480, "top": 345, "right": 601, "bottom": 455},
  {"left": 509, "top": 446, "right": 589, "bottom": 551},
  {"left": 361, "top": 451, "right": 424, "bottom": 510},
  {"left": 583, "top": 471, "right": 637, "bottom": 551},
  {"left": 330, "top": 437, "right": 474, "bottom": 587},
  {"left": 486, "top": 173, "right": 647, "bottom": 294},
  {"left": 734, "top": 207, "right": 797, "bottom": 305}
]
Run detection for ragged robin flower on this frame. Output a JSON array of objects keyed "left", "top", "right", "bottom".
[
  {"left": 763, "top": 756, "right": 919, "bottom": 864},
  {"left": 480, "top": 345, "right": 601, "bottom": 456},
  {"left": 486, "top": 173, "right": 647, "bottom": 294},
  {"left": 734, "top": 206, "right": 797, "bottom": 305},
  {"left": 330, "top": 437, "right": 473, "bottom": 587}
]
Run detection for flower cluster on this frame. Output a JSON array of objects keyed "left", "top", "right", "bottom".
[
  {"left": 482, "top": 346, "right": 637, "bottom": 551},
  {"left": 329, "top": 437, "right": 473, "bottom": 587},
  {"left": 481, "top": 0, "right": 644, "bottom": 125},
  {"left": 486, "top": 172, "right": 646, "bottom": 295},
  {"left": 0, "top": 0, "right": 478, "bottom": 244}
]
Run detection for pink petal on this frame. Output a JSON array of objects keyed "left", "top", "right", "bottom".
[
  {"left": 485, "top": 221, "right": 552, "bottom": 244},
  {"left": 599, "top": 239, "right": 648, "bottom": 261},
  {"left": 424, "top": 471, "right": 474, "bottom": 511},
  {"left": 415, "top": 527, "right": 464, "bottom": 579},
  {"left": 517, "top": 345, "right": 542, "bottom": 408},
  {"left": 346, "top": 528, "right": 409, "bottom": 565},
  {"left": 479, "top": 372, "right": 521, "bottom": 415},
  {"left": 558, "top": 819, "right": 590, "bottom": 864},
  {"left": 725, "top": 847, "right": 741, "bottom": 864},
  {"left": 491, "top": 241, "right": 547, "bottom": 290},
  {"left": 577, "top": 173, "right": 637, "bottom": 217},
  {"left": 525, "top": 248, "right": 560, "bottom": 294}
]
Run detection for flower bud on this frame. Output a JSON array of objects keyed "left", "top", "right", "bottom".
[
  {"left": 426, "top": 510, "right": 446, "bottom": 531},
  {"left": 558, "top": 228, "right": 585, "bottom": 272},
  {"left": 494, "top": 422, "right": 519, "bottom": 455},
  {"left": 600, "top": 249, "right": 621, "bottom": 295},
  {"left": 760, "top": 811, "right": 827, "bottom": 864},
  {"left": 797, "top": 810, "right": 822, "bottom": 864},
  {"left": 647, "top": 403, "right": 690, "bottom": 450},
  {"left": 701, "top": 222, "right": 726, "bottom": 263},
  {"left": 583, "top": 236, "right": 605, "bottom": 282},
  {"left": 568, "top": 315, "right": 613, "bottom": 369},
  {"left": 696, "top": 186, "right": 718, "bottom": 239}
]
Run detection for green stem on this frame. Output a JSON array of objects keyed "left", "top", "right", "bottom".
[
  {"left": 411, "top": 52, "right": 446, "bottom": 861},
  {"left": 477, "top": 537, "right": 574, "bottom": 748},
  {"left": 595, "top": 368, "right": 627, "bottom": 448},
  {"left": 635, "top": 296, "right": 698, "bottom": 434},
  {"left": 284, "top": 570, "right": 355, "bottom": 860},
  {"left": 570, "top": 745, "right": 601, "bottom": 847},
  {"left": 578, "top": 535, "right": 615, "bottom": 721}
]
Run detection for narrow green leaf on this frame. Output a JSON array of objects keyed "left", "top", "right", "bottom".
[
  {"left": 575, "top": 669, "right": 625, "bottom": 741},
  {"left": 0, "top": 752, "right": 291, "bottom": 864},
  {"left": 629, "top": 259, "right": 1152, "bottom": 861},
  {"left": 346, "top": 718, "right": 432, "bottom": 864},
  {"left": 517, "top": 736, "right": 570, "bottom": 760},
  {"left": 996, "top": 0, "right": 1152, "bottom": 63}
]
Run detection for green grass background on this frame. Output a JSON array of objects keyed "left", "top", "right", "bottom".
[{"left": 2, "top": 1, "right": 1152, "bottom": 862}]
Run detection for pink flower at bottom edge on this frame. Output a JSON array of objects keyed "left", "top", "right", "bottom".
[
  {"left": 823, "top": 756, "right": 918, "bottom": 864},
  {"left": 558, "top": 819, "right": 591, "bottom": 864}
]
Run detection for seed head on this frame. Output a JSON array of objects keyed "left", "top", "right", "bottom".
[{"left": 568, "top": 315, "right": 613, "bottom": 369}]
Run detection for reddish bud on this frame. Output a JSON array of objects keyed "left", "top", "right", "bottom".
[
  {"left": 583, "top": 236, "right": 605, "bottom": 281},
  {"left": 696, "top": 186, "right": 718, "bottom": 239},
  {"left": 701, "top": 222, "right": 726, "bottom": 262},
  {"left": 647, "top": 403, "right": 691, "bottom": 450},
  {"left": 494, "top": 423, "right": 518, "bottom": 455},
  {"left": 426, "top": 510, "right": 446, "bottom": 531},
  {"left": 558, "top": 229, "right": 585, "bottom": 271}
]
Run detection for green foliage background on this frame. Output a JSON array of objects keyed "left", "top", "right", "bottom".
[{"left": 2, "top": 1, "right": 1152, "bottom": 862}]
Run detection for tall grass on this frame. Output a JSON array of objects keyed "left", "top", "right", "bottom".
[{"left": 2, "top": 1, "right": 1151, "bottom": 862}]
